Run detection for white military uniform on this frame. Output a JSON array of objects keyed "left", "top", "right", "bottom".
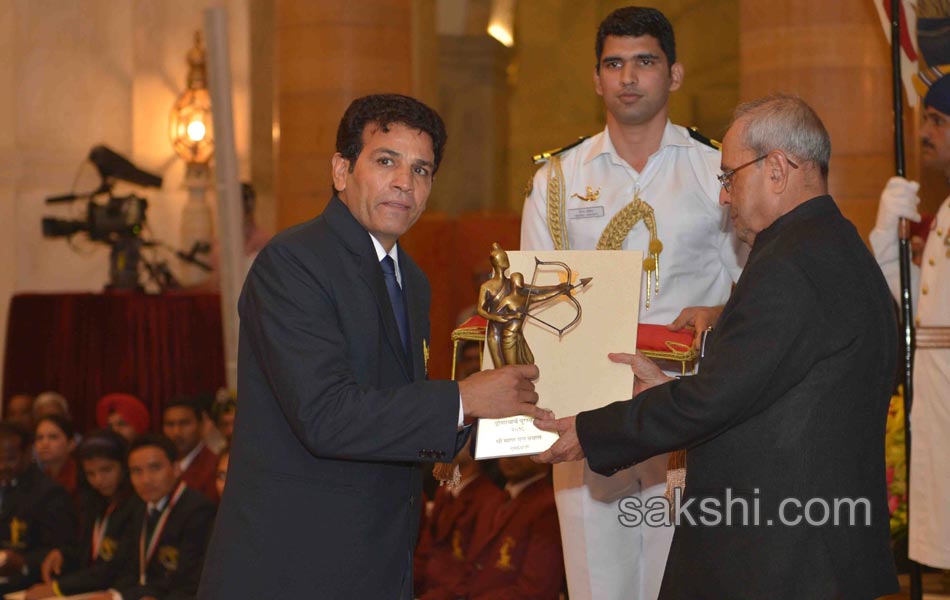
[
  {"left": 870, "top": 195, "right": 950, "bottom": 569},
  {"left": 521, "top": 122, "right": 743, "bottom": 600}
]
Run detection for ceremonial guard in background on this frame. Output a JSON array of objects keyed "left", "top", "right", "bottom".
[{"left": 870, "top": 40, "right": 950, "bottom": 570}]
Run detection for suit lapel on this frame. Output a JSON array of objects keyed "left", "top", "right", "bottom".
[
  {"left": 355, "top": 246, "right": 412, "bottom": 379},
  {"left": 400, "top": 251, "right": 427, "bottom": 382},
  {"left": 323, "top": 197, "right": 412, "bottom": 379},
  {"left": 0, "top": 484, "right": 18, "bottom": 523}
]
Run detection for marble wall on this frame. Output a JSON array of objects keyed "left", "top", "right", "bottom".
[{"left": 0, "top": 0, "right": 252, "bottom": 393}]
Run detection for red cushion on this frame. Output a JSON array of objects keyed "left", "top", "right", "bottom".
[
  {"left": 453, "top": 316, "right": 692, "bottom": 353},
  {"left": 636, "top": 323, "right": 694, "bottom": 353}
]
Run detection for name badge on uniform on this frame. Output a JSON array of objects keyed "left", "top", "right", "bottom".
[{"left": 568, "top": 206, "right": 605, "bottom": 220}]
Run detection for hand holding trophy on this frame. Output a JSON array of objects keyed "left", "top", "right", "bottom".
[{"left": 435, "top": 243, "right": 596, "bottom": 483}]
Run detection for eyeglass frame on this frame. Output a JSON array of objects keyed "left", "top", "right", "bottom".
[{"left": 717, "top": 151, "right": 799, "bottom": 192}]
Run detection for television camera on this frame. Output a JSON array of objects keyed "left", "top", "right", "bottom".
[{"left": 41, "top": 145, "right": 211, "bottom": 291}]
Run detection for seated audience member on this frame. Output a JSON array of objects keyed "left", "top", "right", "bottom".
[
  {"left": 32, "top": 392, "right": 70, "bottom": 422},
  {"left": 162, "top": 397, "right": 219, "bottom": 502},
  {"left": 25, "top": 430, "right": 140, "bottom": 600},
  {"left": 0, "top": 423, "right": 77, "bottom": 594},
  {"left": 214, "top": 448, "right": 229, "bottom": 500},
  {"left": 108, "top": 434, "right": 216, "bottom": 600},
  {"left": 192, "top": 393, "right": 226, "bottom": 455},
  {"left": 96, "top": 394, "right": 151, "bottom": 444},
  {"left": 211, "top": 390, "right": 237, "bottom": 446},
  {"left": 414, "top": 440, "right": 504, "bottom": 600},
  {"left": 454, "top": 340, "right": 483, "bottom": 382},
  {"left": 34, "top": 415, "right": 80, "bottom": 498},
  {"left": 5, "top": 394, "right": 35, "bottom": 432},
  {"left": 459, "top": 457, "right": 564, "bottom": 600}
]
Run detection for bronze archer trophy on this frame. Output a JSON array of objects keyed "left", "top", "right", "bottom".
[{"left": 478, "top": 243, "right": 591, "bottom": 367}]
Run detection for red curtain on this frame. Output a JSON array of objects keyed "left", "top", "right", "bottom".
[{"left": 2, "top": 292, "right": 225, "bottom": 433}]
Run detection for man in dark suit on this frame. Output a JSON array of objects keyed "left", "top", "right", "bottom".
[
  {"left": 105, "top": 434, "right": 215, "bottom": 600},
  {"left": 0, "top": 423, "right": 76, "bottom": 595},
  {"left": 536, "top": 94, "right": 901, "bottom": 599},
  {"left": 198, "top": 94, "right": 546, "bottom": 600}
]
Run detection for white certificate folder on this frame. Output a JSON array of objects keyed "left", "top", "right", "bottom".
[{"left": 473, "top": 250, "right": 642, "bottom": 459}]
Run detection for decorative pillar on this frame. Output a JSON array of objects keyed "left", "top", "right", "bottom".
[{"left": 275, "top": 1, "right": 414, "bottom": 230}]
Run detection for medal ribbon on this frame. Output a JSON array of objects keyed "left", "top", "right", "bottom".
[
  {"left": 139, "top": 481, "right": 186, "bottom": 585},
  {"left": 91, "top": 501, "right": 117, "bottom": 561}
]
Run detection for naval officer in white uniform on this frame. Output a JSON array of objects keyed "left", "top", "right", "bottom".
[{"left": 520, "top": 6, "right": 743, "bottom": 600}]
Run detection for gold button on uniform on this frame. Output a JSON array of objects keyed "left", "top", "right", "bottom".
[
  {"left": 930, "top": 258, "right": 936, "bottom": 266},
  {"left": 922, "top": 286, "right": 929, "bottom": 295}
]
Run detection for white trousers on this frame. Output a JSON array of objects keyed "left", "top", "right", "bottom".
[
  {"left": 908, "top": 348, "right": 950, "bottom": 569},
  {"left": 554, "top": 453, "right": 674, "bottom": 600}
]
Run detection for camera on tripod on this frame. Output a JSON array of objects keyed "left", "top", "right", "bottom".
[
  {"left": 42, "top": 194, "right": 148, "bottom": 241},
  {"left": 41, "top": 145, "right": 210, "bottom": 291}
]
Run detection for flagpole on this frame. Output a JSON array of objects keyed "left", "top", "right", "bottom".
[{"left": 889, "top": 1, "right": 921, "bottom": 598}]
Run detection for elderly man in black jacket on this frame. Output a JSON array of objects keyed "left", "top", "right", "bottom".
[{"left": 537, "top": 94, "right": 900, "bottom": 599}]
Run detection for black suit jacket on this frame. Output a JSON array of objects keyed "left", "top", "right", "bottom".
[
  {"left": 199, "top": 197, "right": 464, "bottom": 599},
  {"left": 0, "top": 464, "right": 77, "bottom": 593},
  {"left": 56, "top": 490, "right": 141, "bottom": 595},
  {"left": 577, "top": 196, "right": 900, "bottom": 599},
  {"left": 114, "top": 486, "right": 215, "bottom": 600}
]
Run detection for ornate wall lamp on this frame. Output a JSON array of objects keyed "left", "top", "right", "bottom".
[{"left": 169, "top": 31, "right": 215, "bottom": 286}]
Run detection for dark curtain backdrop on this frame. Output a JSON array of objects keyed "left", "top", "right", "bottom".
[{"left": 2, "top": 292, "right": 226, "bottom": 433}]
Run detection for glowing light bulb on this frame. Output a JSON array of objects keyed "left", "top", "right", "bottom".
[
  {"left": 187, "top": 120, "right": 206, "bottom": 142},
  {"left": 487, "top": 23, "right": 513, "bottom": 47}
]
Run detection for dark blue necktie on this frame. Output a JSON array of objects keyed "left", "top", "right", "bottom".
[{"left": 380, "top": 255, "right": 410, "bottom": 355}]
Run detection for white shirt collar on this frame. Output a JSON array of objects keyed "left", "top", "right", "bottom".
[
  {"left": 584, "top": 120, "right": 690, "bottom": 167},
  {"left": 178, "top": 441, "right": 205, "bottom": 473},
  {"left": 148, "top": 493, "right": 170, "bottom": 514},
  {"left": 369, "top": 234, "right": 402, "bottom": 286},
  {"left": 504, "top": 472, "right": 547, "bottom": 500}
]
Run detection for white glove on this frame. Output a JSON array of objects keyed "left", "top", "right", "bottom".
[{"left": 875, "top": 176, "right": 921, "bottom": 231}]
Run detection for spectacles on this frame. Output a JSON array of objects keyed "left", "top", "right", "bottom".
[{"left": 717, "top": 152, "right": 799, "bottom": 192}]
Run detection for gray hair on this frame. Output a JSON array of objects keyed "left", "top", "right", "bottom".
[
  {"left": 733, "top": 94, "right": 831, "bottom": 178},
  {"left": 33, "top": 391, "right": 69, "bottom": 419}
]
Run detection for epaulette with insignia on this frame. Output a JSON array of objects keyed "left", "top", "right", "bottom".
[
  {"left": 688, "top": 127, "right": 721, "bottom": 150},
  {"left": 532, "top": 136, "right": 589, "bottom": 164}
]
